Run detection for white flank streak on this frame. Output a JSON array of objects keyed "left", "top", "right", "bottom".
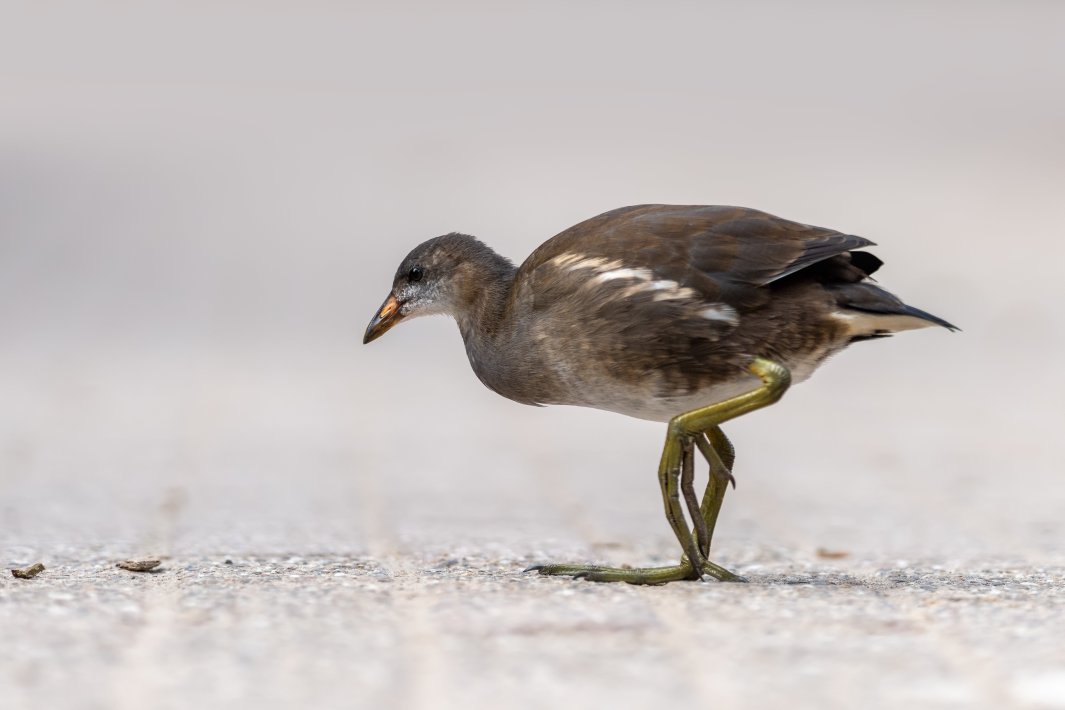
[
  {"left": 550, "top": 252, "right": 717, "bottom": 305},
  {"left": 653, "top": 288, "right": 698, "bottom": 301},
  {"left": 649, "top": 280, "right": 679, "bottom": 291},
  {"left": 594, "top": 267, "right": 654, "bottom": 283},
  {"left": 617, "top": 282, "right": 656, "bottom": 298},
  {"left": 584, "top": 257, "right": 619, "bottom": 271},
  {"left": 550, "top": 254, "right": 624, "bottom": 274},
  {"left": 549, "top": 253, "right": 582, "bottom": 269},
  {"left": 699, "top": 305, "right": 739, "bottom": 324}
]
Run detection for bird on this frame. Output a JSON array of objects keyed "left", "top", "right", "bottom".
[{"left": 363, "top": 204, "right": 956, "bottom": 584}]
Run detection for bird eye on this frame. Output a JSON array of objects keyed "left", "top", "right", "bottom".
[{"left": 408, "top": 266, "right": 424, "bottom": 282}]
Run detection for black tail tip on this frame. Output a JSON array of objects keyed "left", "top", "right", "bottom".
[{"left": 903, "top": 304, "right": 960, "bottom": 332}]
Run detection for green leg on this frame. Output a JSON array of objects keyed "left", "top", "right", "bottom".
[
  {"left": 692, "top": 427, "right": 735, "bottom": 555},
  {"left": 658, "top": 424, "right": 711, "bottom": 578},
  {"left": 706, "top": 426, "right": 737, "bottom": 488},
  {"left": 688, "top": 429, "right": 746, "bottom": 582},
  {"left": 680, "top": 438, "right": 712, "bottom": 560},
  {"left": 531, "top": 434, "right": 732, "bottom": 584},
  {"left": 531, "top": 433, "right": 704, "bottom": 584},
  {"left": 529, "top": 358, "right": 790, "bottom": 585},
  {"left": 709, "top": 425, "right": 736, "bottom": 472}
]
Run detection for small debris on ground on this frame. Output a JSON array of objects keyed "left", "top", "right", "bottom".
[
  {"left": 11, "top": 562, "right": 46, "bottom": 579},
  {"left": 116, "top": 559, "right": 162, "bottom": 572},
  {"left": 816, "top": 548, "right": 851, "bottom": 559}
]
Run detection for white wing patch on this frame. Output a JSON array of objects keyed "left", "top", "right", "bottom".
[
  {"left": 549, "top": 253, "right": 622, "bottom": 272},
  {"left": 698, "top": 305, "right": 739, "bottom": 324},
  {"left": 652, "top": 286, "right": 699, "bottom": 301},
  {"left": 548, "top": 252, "right": 738, "bottom": 323},
  {"left": 593, "top": 267, "right": 654, "bottom": 283}
]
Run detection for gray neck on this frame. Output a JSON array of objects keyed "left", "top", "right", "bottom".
[
  {"left": 454, "top": 249, "right": 516, "bottom": 345},
  {"left": 451, "top": 255, "right": 548, "bottom": 404}
]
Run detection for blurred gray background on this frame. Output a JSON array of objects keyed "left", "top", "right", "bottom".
[{"left": 2, "top": 3, "right": 1064, "bottom": 709}]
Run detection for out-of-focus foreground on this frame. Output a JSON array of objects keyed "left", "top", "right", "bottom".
[{"left": 2, "top": 3, "right": 1064, "bottom": 709}]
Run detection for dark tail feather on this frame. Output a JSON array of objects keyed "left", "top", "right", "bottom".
[
  {"left": 831, "top": 282, "right": 959, "bottom": 332},
  {"left": 849, "top": 251, "right": 883, "bottom": 278},
  {"left": 895, "top": 303, "right": 959, "bottom": 331}
]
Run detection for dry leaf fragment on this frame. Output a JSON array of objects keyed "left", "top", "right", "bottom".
[
  {"left": 11, "top": 562, "right": 45, "bottom": 579},
  {"left": 816, "top": 548, "right": 851, "bottom": 560},
  {"left": 116, "top": 559, "right": 161, "bottom": 572}
]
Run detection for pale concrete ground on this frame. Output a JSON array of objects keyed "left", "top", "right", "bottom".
[
  {"left": 3, "top": 347, "right": 1065, "bottom": 710},
  {"left": 3, "top": 3, "right": 1065, "bottom": 709}
]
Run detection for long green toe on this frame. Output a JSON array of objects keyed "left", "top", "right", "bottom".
[{"left": 528, "top": 559, "right": 746, "bottom": 585}]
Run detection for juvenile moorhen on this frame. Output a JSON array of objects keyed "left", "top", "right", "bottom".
[{"left": 364, "top": 204, "right": 956, "bottom": 584}]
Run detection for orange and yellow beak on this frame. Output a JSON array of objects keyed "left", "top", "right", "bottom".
[{"left": 363, "top": 293, "right": 404, "bottom": 344}]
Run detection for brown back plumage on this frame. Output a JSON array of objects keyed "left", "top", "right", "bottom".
[{"left": 518, "top": 205, "right": 874, "bottom": 305}]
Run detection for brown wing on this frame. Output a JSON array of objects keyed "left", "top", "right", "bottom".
[{"left": 520, "top": 204, "right": 874, "bottom": 301}]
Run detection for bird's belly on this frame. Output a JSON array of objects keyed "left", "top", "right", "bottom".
[
  {"left": 558, "top": 351, "right": 828, "bottom": 423},
  {"left": 587, "top": 378, "right": 761, "bottom": 423}
]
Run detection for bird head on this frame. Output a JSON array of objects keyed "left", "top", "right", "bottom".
[{"left": 363, "top": 233, "right": 508, "bottom": 344}]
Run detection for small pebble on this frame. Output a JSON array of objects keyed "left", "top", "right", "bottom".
[
  {"left": 11, "top": 562, "right": 45, "bottom": 579},
  {"left": 116, "top": 559, "right": 162, "bottom": 572}
]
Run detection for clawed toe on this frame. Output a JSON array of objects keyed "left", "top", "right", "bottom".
[{"left": 699, "top": 560, "right": 748, "bottom": 583}]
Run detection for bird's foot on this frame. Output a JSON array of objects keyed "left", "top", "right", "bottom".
[
  {"left": 688, "top": 556, "right": 748, "bottom": 583},
  {"left": 526, "top": 559, "right": 746, "bottom": 585},
  {"left": 526, "top": 562, "right": 695, "bottom": 584}
]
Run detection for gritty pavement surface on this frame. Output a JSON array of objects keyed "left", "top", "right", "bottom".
[
  {"left": 4, "top": 550, "right": 1065, "bottom": 710},
  {"left": 3, "top": 349, "right": 1065, "bottom": 710}
]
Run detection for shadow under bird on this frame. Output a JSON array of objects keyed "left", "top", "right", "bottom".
[{"left": 364, "top": 204, "right": 956, "bottom": 584}]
